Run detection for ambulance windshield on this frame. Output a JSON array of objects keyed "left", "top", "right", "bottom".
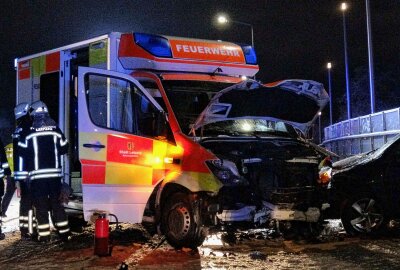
[{"left": 163, "top": 80, "right": 235, "bottom": 134}]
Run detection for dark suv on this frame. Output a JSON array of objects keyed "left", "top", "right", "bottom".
[{"left": 329, "top": 134, "right": 400, "bottom": 235}]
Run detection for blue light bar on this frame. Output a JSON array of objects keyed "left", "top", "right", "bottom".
[
  {"left": 134, "top": 33, "right": 172, "bottom": 58},
  {"left": 241, "top": 45, "right": 257, "bottom": 65}
]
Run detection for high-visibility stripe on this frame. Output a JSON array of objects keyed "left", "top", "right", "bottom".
[
  {"left": 56, "top": 221, "right": 69, "bottom": 227},
  {"left": 54, "top": 135, "right": 59, "bottom": 169},
  {"left": 45, "top": 52, "right": 60, "bottom": 72},
  {"left": 33, "top": 136, "right": 39, "bottom": 170},
  {"left": 18, "top": 69, "right": 30, "bottom": 80},
  {"left": 37, "top": 224, "right": 50, "bottom": 229},
  {"left": 30, "top": 168, "right": 62, "bottom": 175},
  {"left": 58, "top": 228, "right": 70, "bottom": 234},
  {"left": 30, "top": 173, "right": 63, "bottom": 180},
  {"left": 38, "top": 231, "right": 51, "bottom": 236}
]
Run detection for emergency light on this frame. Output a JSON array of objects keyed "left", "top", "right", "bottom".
[
  {"left": 134, "top": 33, "right": 172, "bottom": 58},
  {"left": 241, "top": 45, "right": 257, "bottom": 65}
]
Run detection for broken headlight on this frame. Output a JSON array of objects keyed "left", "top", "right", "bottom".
[
  {"left": 318, "top": 156, "right": 332, "bottom": 185},
  {"left": 206, "top": 159, "right": 248, "bottom": 186}
]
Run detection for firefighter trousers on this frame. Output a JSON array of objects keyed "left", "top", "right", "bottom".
[
  {"left": 19, "top": 181, "right": 36, "bottom": 237},
  {"left": 30, "top": 177, "right": 70, "bottom": 241}
]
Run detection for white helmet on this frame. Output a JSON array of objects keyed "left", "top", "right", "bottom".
[
  {"left": 30, "top": 100, "right": 49, "bottom": 116},
  {"left": 14, "top": 102, "right": 30, "bottom": 120}
]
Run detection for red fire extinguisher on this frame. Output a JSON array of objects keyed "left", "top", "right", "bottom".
[{"left": 94, "top": 213, "right": 109, "bottom": 256}]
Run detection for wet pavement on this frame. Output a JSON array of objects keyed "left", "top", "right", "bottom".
[{"left": 2, "top": 196, "right": 400, "bottom": 269}]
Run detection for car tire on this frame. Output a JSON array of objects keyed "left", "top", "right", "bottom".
[
  {"left": 341, "top": 195, "right": 387, "bottom": 236},
  {"left": 161, "top": 192, "right": 206, "bottom": 249}
]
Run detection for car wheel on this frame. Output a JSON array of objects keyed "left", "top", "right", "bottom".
[
  {"left": 161, "top": 192, "right": 206, "bottom": 249},
  {"left": 341, "top": 196, "right": 386, "bottom": 236}
]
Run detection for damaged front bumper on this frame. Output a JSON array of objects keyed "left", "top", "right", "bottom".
[{"left": 215, "top": 201, "right": 329, "bottom": 224}]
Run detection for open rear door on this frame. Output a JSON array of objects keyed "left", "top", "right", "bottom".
[{"left": 77, "top": 67, "right": 171, "bottom": 223}]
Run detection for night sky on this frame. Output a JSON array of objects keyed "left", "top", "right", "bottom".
[{"left": 1, "top": 0, "right": 399, "bottom": 136}]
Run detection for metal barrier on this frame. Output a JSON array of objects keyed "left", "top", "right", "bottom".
[{"left": 322, "top": 107, "right": 400, "bottom": 158}]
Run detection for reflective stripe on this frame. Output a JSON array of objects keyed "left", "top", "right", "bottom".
[
  {"left": 33, "top": 136, "right": 39, "bottom": 170},
  {"left": 58, "top": 228, "right": 70, "bottom": 234},
  {"left": 56, "top": 221, "right": 69, "bottom": 227},
  {"left": 30, "top": 173, "right": 63, "bottom": 180},
  {"left": 18, "top": 141, "right": 28, "bottom": 148},
  {"left": 60, "top": 138, "right": 68, "bottom": 147},
  {"left": 38, "top": 231, "right": 51, "bottom": 236},
  {"left": 54, "top": 135, "right": 59, "bottom": 168},
  {"left": 2, "top": 163, "right": 9, "bottom": 169},
  {"left": 30, "top": 168, "right": 62, "bottom": 175},
  {"left": 20, "top": 216, "right": 28, "bottom": 221},
  {"left": 37, "top": 224, "right": 50, "bottom": 229},
  {"left": 25, "top": 131, "right": 62, "bottom": 140}
]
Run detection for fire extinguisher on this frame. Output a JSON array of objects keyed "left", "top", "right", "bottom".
[{"left": 94, "top": 213, "right": 109, "bottom": 256}]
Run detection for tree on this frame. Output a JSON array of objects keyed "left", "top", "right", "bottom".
[{"left": 337, "top": 65, "right": 400, "bottom": 120}]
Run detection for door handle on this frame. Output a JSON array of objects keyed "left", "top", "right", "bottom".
[{"left": 83, "top": 143, "right": 105, "bottom": 149}]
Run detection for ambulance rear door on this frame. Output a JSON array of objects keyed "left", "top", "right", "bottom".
[{"left": 77, "top": 66, "right": 173, "bottom": 223}]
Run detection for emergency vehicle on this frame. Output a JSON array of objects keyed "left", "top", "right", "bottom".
[{"left": 15, "top": 32, "right": 331, "bottom": 248}]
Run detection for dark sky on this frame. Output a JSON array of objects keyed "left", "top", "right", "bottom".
[{"left": 1, "top": 0, "right": 399, "bottom": 129}]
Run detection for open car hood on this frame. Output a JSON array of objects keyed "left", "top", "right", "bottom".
[{"left": 192, "top": 79, "right": 329, "bottom": 134}]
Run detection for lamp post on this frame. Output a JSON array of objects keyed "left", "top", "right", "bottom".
[
  {"left": 341, "top": 2, "right": 351, "bottom": 120},
  {"left": 327, "top": 62, "right": 333, "bottom": 126},
  {"left": 318, "top": 111, "right": 322, "bottom": 144},
  {"left": 365, "top": 0, "right": 375, "bottom": 113},
  {"left": 216, "top": 15, "right": 254, "bottom": 49}
]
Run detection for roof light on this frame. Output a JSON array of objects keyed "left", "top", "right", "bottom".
[
  {"left": 134, "top": 33, "right": 172, "bottom": 58},
  {"left": 241, "top": 45, "right": 257, "bottom": 65}
]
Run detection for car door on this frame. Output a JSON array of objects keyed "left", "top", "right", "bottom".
[{"left": 77, "top": 66, "right": 175, "bottom": 223}]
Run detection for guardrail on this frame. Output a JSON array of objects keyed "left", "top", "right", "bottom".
[{"left": 322, "top": 107, "right": 400, "bottom": 158}]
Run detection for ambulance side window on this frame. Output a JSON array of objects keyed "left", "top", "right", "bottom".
[{"left": 85, "top": 74, "right": 162, "bottom": 138}]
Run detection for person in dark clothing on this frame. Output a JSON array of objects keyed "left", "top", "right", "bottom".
[
  {"left": 17, "top": 101, "right": 70, "bottom": 242},
  {"left": 1, "top": 144, "right": 13, "bottom": 218},
  {"left": 12, "top": 102, "right": 37, "bottom": 240},
  {"left": 0, "top": 138, "right": 12, "bottom": 240}
]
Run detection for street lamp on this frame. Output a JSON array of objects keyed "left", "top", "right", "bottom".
[
  {"left": 318, "top": 111, "right": 322, "bottom": 144},
  {"left": 365, "top": 0, "right": 375, "bottom": 113},
  {"left": 327, "top": 62, "right": 333, "bottom": 126},
  {"left": 216, "top": 14, "right": 254, "bottom": 49},
  {"left": 341, "top": 2, "right": 351, "bottom": 120}
]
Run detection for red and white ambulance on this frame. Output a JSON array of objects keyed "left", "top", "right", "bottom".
[{"left": 15, "top": 32, "right": 331, "bottom": 248}]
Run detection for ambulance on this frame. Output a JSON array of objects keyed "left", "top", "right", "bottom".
[{"left": 15, "top": 32, "right": 331, "bottom": 248}]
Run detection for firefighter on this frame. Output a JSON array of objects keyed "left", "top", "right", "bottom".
[
  {"left": 0, "top": 138, "right": 11, "bottom": 240},
  {"left": 1, "top": 143, "right": 15, "bottom": 218},
  {"left": 13, "top": 102, "right": 37, "bottom": 240},
  {"left": 18, "top": 101, "right": 70, "bottom": 242}
]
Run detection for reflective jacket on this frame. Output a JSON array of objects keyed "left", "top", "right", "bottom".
[
  {"left": 17, "top": 117, "right": 68, "bottom": 180},
  {"left": 0, "top": 139, "right": 11, "bottom": 178},
  {"left": 13, "top": 119, "right": 32, "bottom": 181}
]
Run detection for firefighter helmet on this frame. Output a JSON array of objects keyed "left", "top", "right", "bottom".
[
  {"left": 30, "top": 100, "right": 49, "bottom": 116},
  {"left": 14, "top": 102, "right": 30, "bottom": 120}
]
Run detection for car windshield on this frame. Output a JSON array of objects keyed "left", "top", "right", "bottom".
[
  {"left": 196, "top": 119, "right": 298, "bottom": 138},
  {"left": 162, "top": 80, "right": 235, "bottom": 134}
]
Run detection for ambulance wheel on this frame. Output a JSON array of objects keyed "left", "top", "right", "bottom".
[{"left": 161, "top": 192, "right": 206, "bottom": 249}]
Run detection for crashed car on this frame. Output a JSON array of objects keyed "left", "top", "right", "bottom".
[
  {"left": 329, "top": 134, "right": 400, "bottom": 235},
  {"left": 191, "top": 79, "right": 333, "bottom": 239}
]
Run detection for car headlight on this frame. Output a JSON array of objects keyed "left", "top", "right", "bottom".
[
  {"left": 318, "top": 166, "right": 332, "bottom": 185},
  {"left": 318, "top": 156, "right": 333, "bottom": 185},
  {"left": 206, "top": 159, "right": 248, "bottom": 186}
]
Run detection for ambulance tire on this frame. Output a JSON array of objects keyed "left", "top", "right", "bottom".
[{"left": 161, "top": 192, "right": 206, "bottom": 249}]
